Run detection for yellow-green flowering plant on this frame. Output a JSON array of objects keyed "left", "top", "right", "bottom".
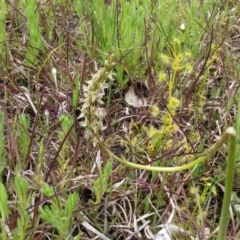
[{"left": 146, "top": 38, "right": 193, "bottom": 157}]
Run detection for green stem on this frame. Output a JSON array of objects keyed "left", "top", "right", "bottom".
[
  {"left": 217, "top": 128, "right": 236, "bottom": 240},
  {"left": 99, "top": 128, "right": 231, "bottom": 172},
  {"left": 169, "top": 69, "right": 177, "bottom": 98},
  {"left": 100, "top": 144, "right": 206, "bottom": 172}
]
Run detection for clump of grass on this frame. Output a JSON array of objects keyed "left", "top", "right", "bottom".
[
  {"left": 0, "top": 1, "right": 7, "bottom": 64},
  {"left": 20, "top": 0, "right": 45, "bottom": 65}
]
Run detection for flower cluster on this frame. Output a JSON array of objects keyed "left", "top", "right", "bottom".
[
  {"left": 147, "top": 38, "right": 193, "bottom": 155},
  {"left": 79, "top": 55, "right": 115, "bottom": 135}
]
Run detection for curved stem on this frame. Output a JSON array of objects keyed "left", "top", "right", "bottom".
[
  {"left": 100, "top": 143, "right": 207, "bottom": 172},
  {"left": 99, "top": 128, "right": 231, "bottom": 172}
]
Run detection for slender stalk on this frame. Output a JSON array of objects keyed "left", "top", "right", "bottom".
[
  {"left": 217, "top": 127, "right": 236, "bottom": 240},
  {"left": 99, "top": 127, "right": 232, "bottom": 172},
  {"left": 100, "top": 144, "right": 207, "bottom": 172}
]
